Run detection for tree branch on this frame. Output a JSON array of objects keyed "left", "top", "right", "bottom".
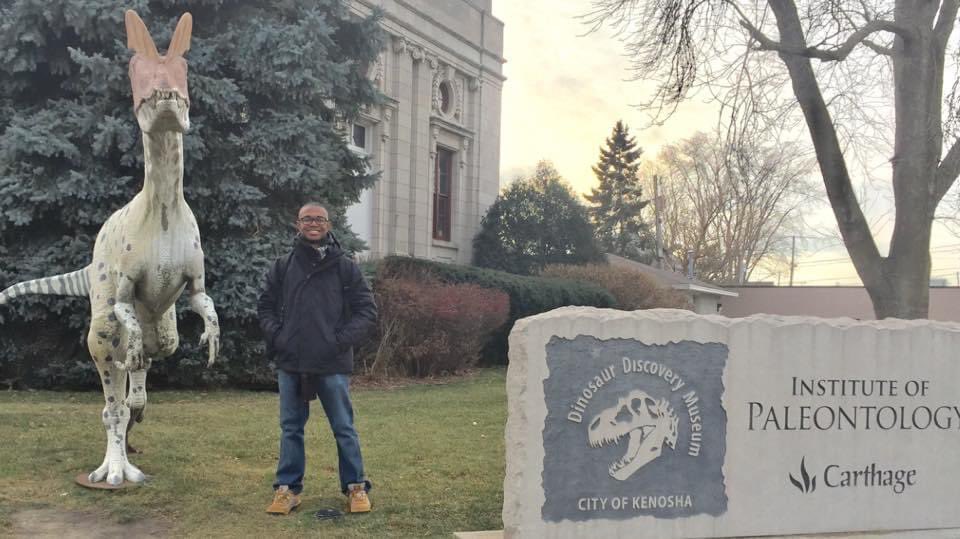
[
  {"left": 861, "top": 39, "right": 894, "bottom": 56},
  {"left": 936, "top": 138, "right": 960, "bottom": 202},
  {"left": 738, "top": 16, "right": 909, "bottom": 61},
  {"left": 934, "top": 0, "right": 959, "bottom": 43},
  {"left": 766, "top": 0, "right": 884, "bottom": 286}
]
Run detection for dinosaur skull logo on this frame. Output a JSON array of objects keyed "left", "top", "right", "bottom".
[{"left": 588, "top": 389, "right": 679, "bottom": 481}]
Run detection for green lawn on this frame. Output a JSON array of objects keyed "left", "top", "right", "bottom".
[{"left": 0, "top": 368, "right": 506, "bottom": 538}]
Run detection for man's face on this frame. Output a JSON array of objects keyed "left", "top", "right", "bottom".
[{"left": 297, "top": 206, "right": 331, "bottom": 243}]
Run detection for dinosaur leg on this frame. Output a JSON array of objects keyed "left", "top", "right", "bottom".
[
  {"left": 87, "top": 360, "right": 145, "bottom": 485},
  {"left": 125, "top": 368, "right": 149, "bottom": 454},
  {"left": 113, "top": 276, "right": 145, "bottom": 371},
  {"left": 126, "top": 307, "right": 178, "bottom": 453},
  {"left": 87, "top": 317, "right": 145, "bottom": 485}
]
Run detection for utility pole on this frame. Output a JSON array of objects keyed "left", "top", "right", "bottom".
[
  {"left": 653, "top": 175, "right": 664, "bottom": 270},
  {"left": 789, "top": 235, "right": 796, "bottom": 287}
]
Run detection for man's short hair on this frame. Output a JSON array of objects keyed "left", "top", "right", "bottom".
[{"left": 299, "top": 201, "right": 334, "bottom": 219}]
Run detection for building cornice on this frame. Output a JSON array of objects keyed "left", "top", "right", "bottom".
[
  {"left": 351, "top": 0, "right": 507, "bottom": 83},
  {"left": 429, "top": 116, "right": 476, "bottom": 139}
]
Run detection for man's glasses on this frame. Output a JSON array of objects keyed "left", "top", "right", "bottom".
[{"left": 298, "top": 216, "right": 329, "bottom": 225}]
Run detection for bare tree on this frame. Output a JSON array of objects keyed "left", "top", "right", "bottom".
[
  {"left": 585, "top": 0, "right": 960, "bottom": 318},
  {"left": 649, "top": 131, "right": 812, "bottom": 283}
]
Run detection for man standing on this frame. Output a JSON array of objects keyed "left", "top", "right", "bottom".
[{"left": 258, "top": 202, "right": 377, "bottom": 515}]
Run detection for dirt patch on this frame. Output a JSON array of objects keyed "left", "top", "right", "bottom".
[{"left": 9, "top": 509, "right": 171, "bottom": 538}]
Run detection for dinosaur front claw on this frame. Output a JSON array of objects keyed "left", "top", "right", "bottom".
[{"left": 200, "top": 330, "right": 220, "bottom": 366}]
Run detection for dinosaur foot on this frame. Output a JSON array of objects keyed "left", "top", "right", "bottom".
[{"left": 88, "top": 457, "right": 146, "bottom": 486}]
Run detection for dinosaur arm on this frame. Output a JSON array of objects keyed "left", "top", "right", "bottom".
[
  {"left": 187, "top": 272, "right": 219, "bottom": 367},
  {"left": 113, "top": 274, "right": 144, "bottom": 371}
]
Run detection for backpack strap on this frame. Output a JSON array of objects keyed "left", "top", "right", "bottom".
[{"left": 276, "top": 252, "right": 295, "bottom": 326}]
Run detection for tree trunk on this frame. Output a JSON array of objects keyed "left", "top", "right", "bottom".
[{"left": 769, "top": 0, "right": 946, "bottom": 319}]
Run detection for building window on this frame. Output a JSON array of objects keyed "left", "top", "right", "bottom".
[
  {"left": 433, "top": 147, "right": 454, "bottom": 241},
  {"left": 439, "top": 82, "right": 452, "bottom": 115},
  {"left": 351, "top": 123, "right": 367, "bottom": 152}
]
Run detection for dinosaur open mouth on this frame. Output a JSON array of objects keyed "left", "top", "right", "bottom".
[
  {"left": 595, "top": 425, "right": 655, "bottom": 476},
  {"left": 140, "top": 89, "right": 189, "bottom": 111}
]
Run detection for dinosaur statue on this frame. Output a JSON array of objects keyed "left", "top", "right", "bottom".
[{"left": 0, "top": 10, "right": 220, "bottom": 486}]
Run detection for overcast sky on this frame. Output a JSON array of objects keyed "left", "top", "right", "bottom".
[{"left": 490, "top": 1, "right": 960, "bottom": 286}]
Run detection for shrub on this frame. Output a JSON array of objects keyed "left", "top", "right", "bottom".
[
  {"left": 377, "top": 256, "right": 616, "bottom": 363},
  {"left": 357, "top": 277, "right": 509, "bottom": 377},
  {"left": 540, "top": 263, "right": 692, "bottom": 311}
]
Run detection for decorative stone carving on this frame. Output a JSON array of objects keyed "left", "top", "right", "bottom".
[
  {"left": 381, "top": 106, "right": 392, "bottom": 142},
  {"left": 429, "top": 127, "right": 439, "bottom": 159},
  {"left": 431, "top": 62, "right": 463, "bottom": 122},
  {"left": 460, "top": 138, "right": 470, "bottom": 168},
  {"left": 368, "top": 49, "right": 385, "bottom": 89},
  {"left": 431, "top": 67, "right": 443, "bottom": 115},
  {"left": 410, "top": 45, "right": 424, "bottom": 62},
  {"left": 454, "top": 78, "right": 464, "bottom": 122},
  {"left": 469, "top": 76, "right": 480, "bottom": 91},
  {"left": 392, "top": 35, "right": 407, "bottom": 54}
]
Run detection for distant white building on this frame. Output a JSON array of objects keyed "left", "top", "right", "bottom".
[
  {"left": 606, "top": 254, "right": 739, "bottom": 315},
  {"left": 346, "top": 0, "right": 505, "bottom": 264}
]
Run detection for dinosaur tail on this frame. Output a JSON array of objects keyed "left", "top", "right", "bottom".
[{"left": 0, "top": 267, "right": 91, "bottom": 305}]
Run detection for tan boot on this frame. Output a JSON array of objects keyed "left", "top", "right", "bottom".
[
  {"left": 347, "top": 483, "right": 371, "bottom": 513},
  {"left": 266, "top": 485, "right": 301, "bottom": 515}
]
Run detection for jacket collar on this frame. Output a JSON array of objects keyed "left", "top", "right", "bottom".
[{"left": 294, "top": 233, "right": 342, "bottom": 264}]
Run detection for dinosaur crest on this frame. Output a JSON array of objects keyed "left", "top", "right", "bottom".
[
  {"left": 125, "top": 10, "right": 192, "bottom": 132},
  {"left": 588, "top": 389, "right": 679, "bottom": 481}
]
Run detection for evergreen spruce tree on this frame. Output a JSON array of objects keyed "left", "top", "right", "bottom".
[
  {"left": 0, "top": 1, "right": 382, "bottom": 388},
  {"left": 585, "top": 120, "right": 652, "bottom": 260},
  {"left": 473, "top": 161, "right": 603, "bottom": 275}
]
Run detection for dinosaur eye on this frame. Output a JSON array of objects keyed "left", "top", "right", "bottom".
[{"left": 615, "top": 405, "right": 633, "bottom": 423}]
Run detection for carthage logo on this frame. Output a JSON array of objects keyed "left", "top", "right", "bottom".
[{"left": 790, "top": 457, "right": 816, "bottom": 493}]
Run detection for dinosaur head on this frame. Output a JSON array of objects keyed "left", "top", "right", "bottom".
[
  {"left": 588, "top": 389, "right": 679, "bottom": 481},
  {"left": 125, "top": 10, "right": 192, "bottom": 134}
]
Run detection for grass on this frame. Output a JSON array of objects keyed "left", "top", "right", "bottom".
[{"left": 0, "top": 368, "right": 506, "bottom": 538}]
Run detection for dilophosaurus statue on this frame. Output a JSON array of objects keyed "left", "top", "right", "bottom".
[{"left": 0, "top": 10, "right": 220, "bottom": 486}]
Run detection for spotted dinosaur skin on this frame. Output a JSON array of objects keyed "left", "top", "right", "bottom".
[{"left": 0, "top": 10, "right": 220, "bottom": 486}]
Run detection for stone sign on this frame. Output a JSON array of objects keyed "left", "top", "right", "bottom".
[{"left": 504, "top": 307, "right": 960, "bottom": 538}]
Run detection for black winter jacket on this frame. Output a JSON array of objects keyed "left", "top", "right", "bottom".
[{"left": 257, "top": 236, "right": 377, "bottom": 375}]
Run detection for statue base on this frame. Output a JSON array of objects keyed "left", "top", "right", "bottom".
[{"left": 74, "top": 473, "right": 145, "bottom": 490}]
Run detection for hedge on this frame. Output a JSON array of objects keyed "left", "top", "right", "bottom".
[{"left": 379, "top": 256, "right": 616, "bottom": 363}]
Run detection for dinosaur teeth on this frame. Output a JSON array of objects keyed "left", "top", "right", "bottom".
[{"left": 608, "top": 456, "right": 632, "bottom": 475}]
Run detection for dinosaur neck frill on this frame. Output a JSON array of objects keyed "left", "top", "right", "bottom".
[{"left": 141, "top": 131, "right": 185, "bottom": 211}]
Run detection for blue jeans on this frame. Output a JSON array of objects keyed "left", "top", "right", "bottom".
[{"left": 274, "top": 370, "right": 370, "bottom": 495}]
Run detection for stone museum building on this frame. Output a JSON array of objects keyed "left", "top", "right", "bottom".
[{"left": 345, "top": 0, "right": 505, "bottom": 264}]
